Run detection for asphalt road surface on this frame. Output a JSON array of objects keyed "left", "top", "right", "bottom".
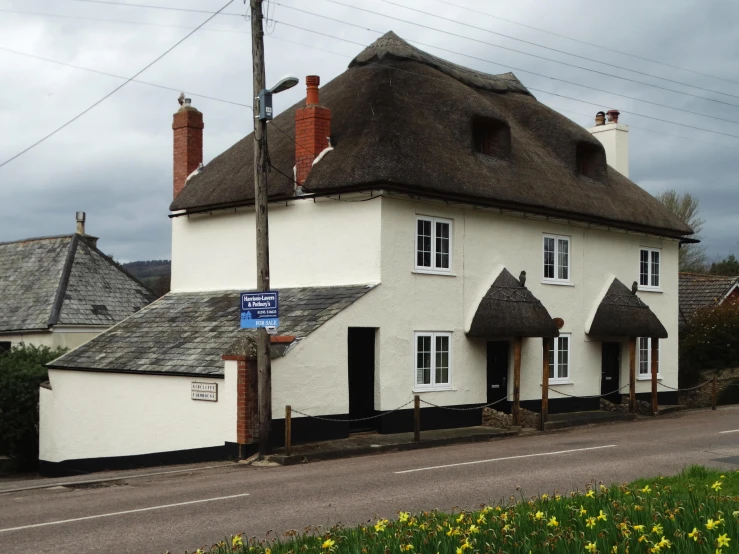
[{"left": 2, "top": 406, "right": 739, "bottom": 554}]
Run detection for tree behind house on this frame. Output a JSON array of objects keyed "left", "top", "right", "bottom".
[
  {"left": 656, "top": 190, "right": 707, "bottom": 272},
  {"left": 710, "top": 253, "right": 739, "bottom": 276}
]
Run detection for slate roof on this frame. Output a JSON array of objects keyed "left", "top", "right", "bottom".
[
  {"left": 679, "top": 273, "right": 739, "bottom": 324},
  {"left": 589, "top": 278, "right": 668, "bottom": 338},
  {"left": 171, "top": 32, "right": 693, "bottom": 240},
  {"left": 0, "top": 234, "right": 155, "bottom": 333},
  {"left": 48, "top": 285, "right": 374, "bottom": 376}
]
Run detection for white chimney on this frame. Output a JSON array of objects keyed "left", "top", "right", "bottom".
[{"left": 588, "top": 109, "right": 629, "bottom": 178}]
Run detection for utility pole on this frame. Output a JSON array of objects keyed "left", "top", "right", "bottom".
[{"left": 250, "top": 0, "right": 272, "bottom": 457}]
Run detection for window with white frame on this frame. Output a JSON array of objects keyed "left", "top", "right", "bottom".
[
  {"left": 543, "top": 235, "right": 571, "bottom": 283},
  {"left": 639, "top": 248, "right": 661, "bottom": 290},
  {"left": 416, "top": 216, "right": 452, "bottom": 272},
  {"left": 638, "top": 337, "right": 660, "bottom": 378},
  {"left": 414, "top": 332, "right": 452, "bottom": 390},
  {"left": 548, "top": 334, "right": 571, "bottom": 382}
]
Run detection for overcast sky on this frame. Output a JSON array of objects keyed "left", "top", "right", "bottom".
[{"left": 1, "top": 0, "right": 737, "bottom": 262}]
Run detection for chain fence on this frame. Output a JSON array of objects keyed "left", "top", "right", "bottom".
[
  {"left": 419, "top": 395, "right": 510, "bottom": 411},
  {"left": 290, "top": 397, "right": 414, "bottom": 422},
  {"left": 545, "top": 383, "right": 630, "bottom": 400}
]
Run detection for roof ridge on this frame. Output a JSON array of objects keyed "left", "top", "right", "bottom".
[
  {"left": 48, "top": 234, "right": 79, "bottom": 327},
  {"left": 0, "top": 233, "right": 74, "bottom": 246},
  {"left": 77, "top": 237, "right": 157, "bottom": 297}
]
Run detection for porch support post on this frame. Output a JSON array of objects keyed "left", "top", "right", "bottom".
[
  {"left": 540, "top": 337, "right": 549, "bottom": 432},
  {"left": 628, "top": 337, "right": 637, "bottom": 413},
  {"left": 512, "top": 336, "right": 522, "bottom": 426},
  {"left": 651, "top": 338, "right": 659, "bottom": 416}
]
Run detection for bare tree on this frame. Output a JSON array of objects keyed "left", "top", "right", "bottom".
[{"left": 656, "top": 189, "right": 708, "bottom": 272}]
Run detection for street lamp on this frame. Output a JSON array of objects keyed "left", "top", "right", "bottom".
[{"left": 257, "top": 74, "right": 299, "bottom": 121}]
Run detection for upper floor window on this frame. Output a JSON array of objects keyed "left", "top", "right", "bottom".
[
  {"left": 576, "top": 142, "right": 604, "bottom": 179},
  {"left": 638, "top": 337, "right": 660, "bottom": 379},
  {"left": 548, "top": 334, "right": 571, "bottom": 383},
  {"left": 639, "top": 247, "right": 660, "bottom": 290},
  {"left": 415, "top": 332, "right": 452, "bottom": 391},
  {"left": 416, "top": 216, "right": 452, "bottom": 273},
  {"left": 543, "top": 234, "right": 570, "bottom": 283},
  {"left": 473, "top": 117, "right": 511, "bottom": 159}
]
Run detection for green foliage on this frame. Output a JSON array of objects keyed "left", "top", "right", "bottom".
[
  {"left": 681, "top": 302, "right": 739, "bottom": 373},
  {"left": 0, "top": 344, "right": 66, "bottom": 468},
  {"left": 186, "top": 467, "right": 739, "bottom": 554},
  {"left": 710, "top": 254, "right": 739, "bottom": 277}
]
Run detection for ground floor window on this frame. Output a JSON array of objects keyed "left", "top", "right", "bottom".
[
  {"left": 638, "top": 337, "right": 660, "bottom": 378},
  {"left": 0, "top": 341, "right": 10, "bottom": 354},
  {"left": 548, "top": 334, "right": 570, "bottom": 383},
  {"left": 414, "top": 332, "right": 452, "bottom": 390}
]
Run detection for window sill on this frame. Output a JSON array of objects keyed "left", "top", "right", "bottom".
[
  {"left": 548, "top": 380, "right": 574, "bottom": 386},
  {"left": 412, "top": 269, "right": 457, "bottom": 277},
  {"left": 541, "top": 280, "right": 574, "bottom": 287},
  {"left": 637, "top": 287, "right": 663, "bottom": 293},
  {"left": 637, "top": 375, "right": 662, "bottom": 381},
  {"left": 413, "top": 387, "right": 456, "bottom": 393}
]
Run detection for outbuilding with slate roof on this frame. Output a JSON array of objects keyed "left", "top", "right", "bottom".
[
  {"left": 0, "top": 214, "right": 155, "bottom": 352},
  {"left": 678, "top": 273, "right": 739, "bottom": 327},
  {"left": 41, "top": 33, "right": 692, "bottom": 475}
]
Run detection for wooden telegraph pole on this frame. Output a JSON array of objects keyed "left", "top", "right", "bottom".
[{"left": 251, "top": 0, "right": 272, "bottom": 457}]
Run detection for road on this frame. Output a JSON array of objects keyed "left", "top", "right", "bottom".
[{"left": 1, "top": 406, "right": 739, "bottom": 554}]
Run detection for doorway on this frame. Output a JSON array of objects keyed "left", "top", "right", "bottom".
[
  {"left": 347, "top": 328, "right": 376, "bottom": 432},
  {"left": 486, "top": 341, "right": 509, "bottom": 405},
  {"left": 601, "top": 342, "right": 621, "bottom": 402}
]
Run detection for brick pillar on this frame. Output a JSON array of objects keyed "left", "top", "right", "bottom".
[
  {"left": 172, "top": 99, "right": 204, "bottom": 200},
  {"left": 295, "top": 75, "right": 331, "bottom": 185},
  {"left": 235, "top": 358, "right": 259, "bottom": 445}
]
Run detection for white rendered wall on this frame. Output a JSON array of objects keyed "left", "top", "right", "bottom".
[
  {"left": 270, "top": 196, "right": 679, "bottom": 414},
  {"left": 0, "top": 328, "right": 105, "bottom": 351},
  {"left": 588, "top": 123, "right": 629, "bottom": 178},
  {"left": 39, "top": 366, "right": 236, "bottom": 463},
  {"left": 171, "top": 196, "right": 382, "bottom": 292}
]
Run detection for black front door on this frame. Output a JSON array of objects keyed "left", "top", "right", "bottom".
[
  {"left": 487, "top": 341, "right": 509, "bottom": 405},
  {"left": 601, "top": 342, "right": 621, "bottom": 401},
  {"left": 348, "top": 328, "right": 376, "bottom": 431}
]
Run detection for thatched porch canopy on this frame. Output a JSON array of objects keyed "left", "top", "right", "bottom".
[
  {"left": 589, "top": 278, "right": 668, "bottom": 338},
  {"left": 468, "top": 269, "right": 559, "bottom": 339}
]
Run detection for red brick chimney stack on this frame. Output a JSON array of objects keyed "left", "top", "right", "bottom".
[
  {"left": 295, "top": 75, "right": 331, "bottom": 186},
  {"left": 172, "top": 97, "right": 204, "bottom": 200}
]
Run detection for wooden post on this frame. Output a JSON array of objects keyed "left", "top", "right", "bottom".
[
  {"left": 513, "top": 337, "right": 522, "bottom": 426},
  {"left": 413, "top": 395, "right": 420, "bottom": 442},
  {"left": 285, "top": 405, "right": 292, "bottom": 456},
  {"left": 251, "top": 0, "right": 273, "bottom": 457},
  {"left": 651, "top": 338, "right": 659, "bottom": 416},
  {"left": 540, "top": 337, "right": 550, "bottom": 431},
  {"left": 712, "top": 374, "right": 717, "bottom": 411},
  {"left": 628, "top": 337, "right": 637, "bottom": 413}
]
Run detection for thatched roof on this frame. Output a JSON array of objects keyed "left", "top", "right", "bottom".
[
  {"left": 468, "top": 269, "right": 559, "bottom": 338},
  {"left": 171, "top": 32, "right": 693, "bottom": 240},
  {"left": 589, "top": 278, "right": 668, "bottom": 338}
]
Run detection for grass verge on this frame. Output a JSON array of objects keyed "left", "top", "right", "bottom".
[{"left": 179, "top": 466, "right": 739, "bottom": 554}]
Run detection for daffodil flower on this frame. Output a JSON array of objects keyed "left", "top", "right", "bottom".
[
  {"left": 641, "top": 485, "right": 652, "bottom": 493},
  {"left": 706, "top": 519, "right": 720, "bottom": 531},
  {"left": 547, "top": 516, "right": 559, "bottom": 528},
  {"left": 652, "top": 523, "right": 663, "bottom": 535},
  {"left": 579, "top": 505, "right": 587, "bottom": 516},
  {"left": 585, "top": 542, "right": 597, "bottom": 553},
  {"left": 468, "top": 524, "right": 479, "bottom": 534},
  {"left": 586, "top": 490, "right": 595, "bottom": 498},
  {"left": 400, "top": 544, "right": 413, "bottom": 551},
  {"left": 476, "top": 514, "right": 485, "bottom": 525},
  {"left": 586, "top": 517, "right": 597, "bottom": 529},
  {"left": 597, "top": 510, "right": 607, "bottom": 521},
  {"left": 541, "top": 494, "right": 548, "bottom": 500},
  {"left": 375, "top": 520, "right": 387, "bottom": 532},
  {"left": 398, "top": 512, "right": 410, "bottom": 523},
  {"left": 658, "top": 536, "right": 671, "bottom": 549},
  {"left": 717, "top": 533, "right": 731, "bottom": 547},
  {"left": 633, "top": 525, "right": 645, "bottom": 534},
  {"left": 322, "top": 538, "right": 335, "bottom": 549},
  {"left": 688, "top": 528, "right": 699, "bottom": 541},
  {"left": 456, "top": 513, "right": 465, "bottom": 523},
  {"left": 712, "top": 481, "right": 723, "bottom": 492},
  {"left": 535, "top": 511, "right": 545, "bottom": 521},
  {"left": 232, "top": 535, "right": 244, "bottom": 548}
]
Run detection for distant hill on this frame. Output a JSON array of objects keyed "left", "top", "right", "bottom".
[{"left": 122, "top": 260, "right": 171, "bottom": 297}]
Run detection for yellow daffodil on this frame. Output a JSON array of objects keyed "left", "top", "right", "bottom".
[
  {"left": 456, "top": 513, "right": 465, "bottom": 523},
  {"left": 641, "top": 485, "right": 652, "bottom": 493},
  {"left": 716, "top": 550, "right": 722, "bottom": 554},
  {"left": 597, "top": 510, "right": 607, "bottom": 521},
  {"left": 638, "top": 536, "right": 647, "bottom": 543},
  {"left": 555, "top": 494, "right": 562, "bottom": 501},
  {"left": 322, "top": 539, "right": 335, "bottom": 549},
  {"left": 712, "top": 481, "right": 723, "bottom": 492},
  {"left": 446, "top": 527, "right": 459, "bottom": 537},
  {"left": 586, "top": 490, "right": 595, "bottom": 498},
  {"left": 688, "top": 527, "right": 700, "bottom": 541},
  {"left": 535, "top": 511, "right": 545, "bottom": 521},
  {"left": 502, "top": 524, "right": 512, "bottom": 533},
  {"left": 706, "top": 519, "right": 720, "bottom": 531},
  {"left": 717, "top": 533, "right": 731, "bottom": 548},
  {"left": 232, "top": 535, "right": 244, "bottom": 548},
  {"left": 400, "top": 545, "right": 413, "bottom": 551},
  {"left": 652, "top": 524, "right": 664, "bottom": 535},
  {"left": 541, "top": 493, "right": 548, "bottom": 500},
  {"left": 476, "top": 514, "right": 485, "bottom": 525},
  {"left": 375, "top": 520, "right": 387, "bottom": 532},
  {"left": 658, "top": 537, "right": 671, "bottom": 549},
  {"left": 266, "top": 549, "right": 272, "bottom": 554},
  {"left": 456, "top": 548, "right": 463, "bottom": 554},
  {"left": 600, "top": 484, "right": 608, "bottom": 492},
  {"left": 585, "top": 542, "right": 597, "bottom": 553},
  {"left": 548, "top": 516, "right": 559, "bottom": 528},
  {"left": 418, "top": 522, "right": 429, "bottom": 531},
  {"left": 399, "top": 512, "right": 410, "bottom": 523},
  {"left": 500, "top": 512, "right": 508, "bottom": 522},
  {"left": 579, "top": 505, "right": 587, "bottom": 516},
  {"left": 586, "top": 517, "right": 597, "bottom": 529},
  {"left": 650, "top": 545, "right": 661, "bottom": 553},
  {"left": 468, "top": 524, "right": 479, "bottom": 534},
  {"left": 633, "top": 525, "right": 645, "bottom": 534},
  {"left": 612, "top": 546, "right": 617, "bottom": 554}
]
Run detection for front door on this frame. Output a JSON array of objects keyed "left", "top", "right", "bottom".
[
  {"left": 601, "top": 342, "right": 621, "bottom": 401},
  {"left": 347, "top": 328, "right": 376, "bottom": 431},
  {"left": 487, "top": 341, "right": 509, "bottom": 405}
]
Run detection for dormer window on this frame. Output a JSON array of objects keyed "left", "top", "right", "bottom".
[
  {"left": 473, "top": 117, "right": 511, "bottom": 158},
  {"left": 576, "top": 142, "right": 604, "bottom": 178}
]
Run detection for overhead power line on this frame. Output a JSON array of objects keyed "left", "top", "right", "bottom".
[
  {"left": 0, "top": 0, "right": 236, "bottom": 169},
  {"left": 433, "top": 0, "right": 739, "bottom": 86},
  {"left": 0, "top": 46, "right": 251, "bottom": 108},
  {"left": 274, "top": 3, "right": 739, "bottom": 127},
  {"left": 67, "top": 0, "right": 242, "bottom": 16},
  {"left": 316, "top": 0, "right": 739, "bottom": 108}
]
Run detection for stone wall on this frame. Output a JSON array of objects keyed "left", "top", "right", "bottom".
[
  {"left": 679, "top": 367, "right": 739, "bottom": 409},
  {"left": 482, "top": 407, "right": 540, "bottom": 429}
]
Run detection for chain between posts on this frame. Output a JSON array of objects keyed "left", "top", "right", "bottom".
[
  {"left": 418, "top": 396, "right": 510, "bottom": 411},
  {"left": 290, "top": 397, "right": 414, "bottom": 422}
]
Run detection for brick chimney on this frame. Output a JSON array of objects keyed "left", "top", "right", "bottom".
[
  {"left": 172, "top": 97, "right": 204, "bottom": 199},
  {"left": 295, "top": 76, "right": 331, "bottom": 186}
]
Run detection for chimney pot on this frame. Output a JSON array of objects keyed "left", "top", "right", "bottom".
[
  {"left": 172, "top": 98, "right": 204, "bottom": 201},
  {"left": 76, "top": 211, "right": 86, "bottom": 235},
  {"left": 595, "top": 111, "right": 606, "bottom": 126},
  {"left": 606, "top": 109, "right": 620, "bottom": 124},
  {"left": 306, "top": 75, "right": 320, "bottom": 105}
]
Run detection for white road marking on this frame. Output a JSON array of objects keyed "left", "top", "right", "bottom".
[
  {"left": 719, "top": 429, "right": 739, "bottom": 434},
  {"left": 0, "top": 492, "right": 250, "bottom": 533},
  {"left": 395, "top": 445, "right": 618, "bottom": 474}
]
